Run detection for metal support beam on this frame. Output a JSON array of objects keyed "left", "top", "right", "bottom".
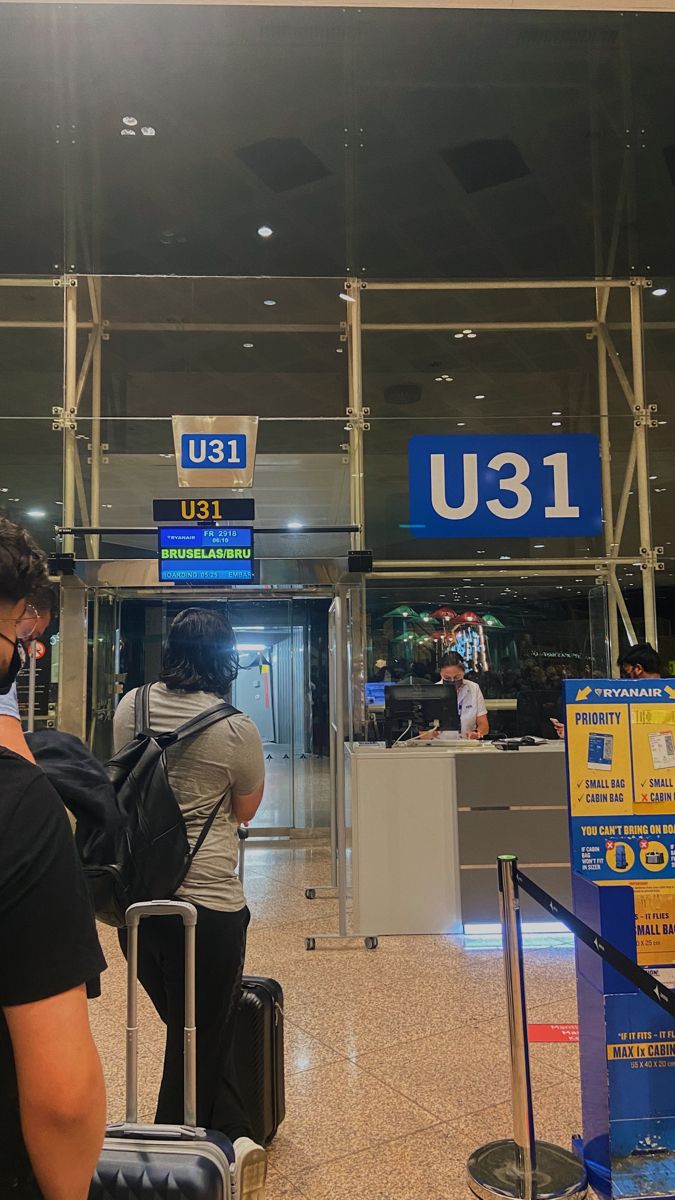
[
  {"left": 363, "top": 321, "right": 595, "bottom": 333},
  {"left": 62, "top": 279, "right": 78, "bottom": 556},
  {"left": 609, "top": 571, "right": 638, "bottom": 646},
  {"left": 373, "top": 557, "right": 634, "bottom": 569},
  {"left": 613, "top": 435, "right": 637, "bottom": 557},
  {"left": 598, "top": 324, "right": 636, "bottom": 412},
  {"left": 75, "top": 331, "right": 96, "bottom": 414},
  {"left": 346, "top": 279, "right": 365, "bottom": 552},
  {"left": 91, "top": 306, "right": 102, "bottom": 560},
  {"left": 629, "top": 283, "right": 658, "bottom": 647},
  {"left": 365, "top": 279, "right": 635, "bottom": 292},
  {"left": 57, "top": 578, "right": 88, "bottom": 741},
  {"left": 596, "top": 300, "right": 620, "bottom": 674}
]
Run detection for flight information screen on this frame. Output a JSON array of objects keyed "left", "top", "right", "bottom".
[{"left": 157, "top": 526, "right": 254, "bottom": 585}]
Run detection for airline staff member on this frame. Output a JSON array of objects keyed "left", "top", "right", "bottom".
[{"left": 421, "top": 652, "right": 489, "bottom": 740}]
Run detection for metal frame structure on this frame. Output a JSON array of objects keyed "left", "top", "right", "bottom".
[
  {"left": 0, "top": 272, "right": 657, "bottom": 665},
  {"left": 1, "top": 269, "right": 661, "bottom": 950},
  {"left": 0, "top": 269, "right": 661, "bottom": 741}
]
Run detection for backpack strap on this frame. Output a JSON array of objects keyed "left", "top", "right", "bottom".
[
  {"left": 170, "top": 702, "right": 240, "bottom": 744},
  {"left": 134, "top": 684, "right": 152, "bottom": 737}
]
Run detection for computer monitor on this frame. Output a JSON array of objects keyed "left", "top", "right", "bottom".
[
  {"left": 365, "top": 681, "right": 392, "bottom": 711},
  {"left": 384, "top": 683, "right": 460, "bottom": 747}
]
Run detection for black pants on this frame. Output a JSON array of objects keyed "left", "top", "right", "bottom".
[{"left": 119, "top": 904, "right": 252, "bottom": 1142}]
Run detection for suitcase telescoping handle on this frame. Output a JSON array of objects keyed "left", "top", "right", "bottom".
[
  {"left": 237, "top": 825, "right": 249, "bottom": 884},
  {"left": 125, "top": 901, "right": 198, "bottom": 1128}
]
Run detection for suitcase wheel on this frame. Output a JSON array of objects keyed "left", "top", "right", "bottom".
[
  {"left": 305, "top": 888, "right": 316, "bottom": 900},
  {"left": 364, "top": 936, "right": 379, "bottom": 950},
  {"left": 305, "top": 937, "right": 316, "bottom": 951}
]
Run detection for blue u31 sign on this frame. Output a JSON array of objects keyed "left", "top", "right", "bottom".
[{"left": 408, "top": 433, "right": 603, "bottom": 538}]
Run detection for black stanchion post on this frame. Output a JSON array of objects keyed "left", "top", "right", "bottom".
[{"left": 467, "top": 855, "right": 587, "bottom": 1200}]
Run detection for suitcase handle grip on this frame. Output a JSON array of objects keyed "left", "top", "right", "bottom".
[
  {"left": 126, "top": 900, "right": 198, "bottom": 928},
  {"left": 124, "top": 901, "right": 198, "bottom": 1129}
]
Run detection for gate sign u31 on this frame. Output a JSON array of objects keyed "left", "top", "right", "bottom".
[{"left": 408, "top": 433, "right": 603, "bottom": 539}]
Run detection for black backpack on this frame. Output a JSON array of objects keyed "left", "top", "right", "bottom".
[{"left": 78, "top": 684, "right": 239, "bottom": 927}]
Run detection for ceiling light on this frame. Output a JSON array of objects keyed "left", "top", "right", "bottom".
[
  {"left": 0, "top": 488, "right": 6, "bottom": 494},
  {"left": 552, "top": 421, "right": 562, "bottom": 427},
  {"left": 659, "top": 420, "right": 668, "bottom": 425},
  {"left": 102, "top": 503, "right": 113, "bottom": 509},
  {"left": 237, "top": 643, "right": 268, "bottom": 652},
  {"left": 457, "top": 421, "right": 466, "bottom": 427},
  {"left": 263, "top": 299, "right": 276, "bottom": 306},
  {"left": 500, "top": 555, "right": 511, "bottom": 560},
  {"left": 120, "top": 129, "right": 136, "bottom": 137},
  {"left": 257, "top": 225, "right": 274, "bottom": 239},
  {"left": 462, "top": 329, "right": 472, "bottom": 335},
  {"left": 26, "top": 509, "right": 46, "bottom": 519},
  {"left": 122, "top": 116, "right": 138, "bottom": 127},
  {"left": 287, "top": 522, "right": 304, "bottom": 530},
  {"left": 534, "top": 544, "right": 545, "bottom": 549},
  {"left": 339, "top": 292, "right": 356, "bottom": 303},
  {"left": 552, "top": 411, "right": 562, "bottom": 416},
  {"left": 336, "top": 347, "right": 344, "bottom": 354},
  {"left": 243, "top": 342, "right": 254, "bottom": 349},
  {"left": 475, "top": 394, "right": 485, "bottom": 400},
  {"left": 652, "top": 287, "right": 668, "bottom": 297},
  {"left": 435, "top": 377, "right": 443, "bottom": 382},
  {"left": 467, "top": 332, "right": 477, "bottom": 339},
  {"left": 141, "top": 127, "right": 156, "bottom": 137},
  {"left": 454, "top": 333, "right": 464, "bottom": 339},
  {"left": 650, "top": 475, "right": 658, "bottom": 480}
]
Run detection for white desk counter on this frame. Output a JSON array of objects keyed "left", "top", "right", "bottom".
[{"left": 345, "top": 740, "right": 569, "bottom": 937}]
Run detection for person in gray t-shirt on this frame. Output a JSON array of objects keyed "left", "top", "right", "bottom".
[{"left": 113, "top": 607, "right": 267, "bottom": 1200}]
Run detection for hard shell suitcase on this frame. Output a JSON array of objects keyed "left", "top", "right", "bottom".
[
  {"left": 89, "top": 900, "right": 234, "bottom": 1199},
  {"left": 236, "top": 828, "right": 286, "bottom": 1146}
]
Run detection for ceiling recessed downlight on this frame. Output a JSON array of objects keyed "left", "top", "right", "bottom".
[
  {"left": 122, "top": 116, "right": 138, "bottom": 127},
  {"left": 257, "top": 225, "right": 274, "bottom": 239},
  {"left": 652, "top": 287, "right": 668, "bottom": 297},
  {"left": 263, "top": 299, "right": 276, "bottom": 306}
]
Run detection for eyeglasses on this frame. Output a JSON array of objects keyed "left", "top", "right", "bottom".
[{"left": 1, "top": 603, "right": 39, "bottom": 643}]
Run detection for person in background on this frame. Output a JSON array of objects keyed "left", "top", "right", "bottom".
[
  {"left": 113, "top": 607, "right": 267, "bottom": 1200},
  {"left": 0, "top": 583, "right": 58, "bottom": 762},
  {"left": 551, "top": 643, "right": 663, "bottom": 738},
  {"left": 420, "top": 651, "right": 489, "bottom": 740},
  {"left": 0, "top": 519, "right": 106, "bottom": 1200},
  {"left": 617, "top": 642, "right": 662, "bottom": 680}
]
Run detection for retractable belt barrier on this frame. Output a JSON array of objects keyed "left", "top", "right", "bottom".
[
  {"left": 468, "top": 854, "right": 675, "bottom": 1200},
  {"left": 515, "top": 867, "right": 675, "bottom": 1022}
]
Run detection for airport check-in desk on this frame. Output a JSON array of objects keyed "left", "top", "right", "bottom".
[{"left": 345, "top": 741, "right": 570, "bottom": 935}]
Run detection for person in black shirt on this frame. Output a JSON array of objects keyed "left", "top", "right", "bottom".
[{"left": 0, "top": 519, "right": 107, "bottom": 1200}]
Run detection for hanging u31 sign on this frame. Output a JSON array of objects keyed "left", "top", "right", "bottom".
[
  {"left": 171, "top": 415, "right": 259, "bottom": 488},
  {"left": 408, "top": 433, "right": 603, "bottom": 538}
]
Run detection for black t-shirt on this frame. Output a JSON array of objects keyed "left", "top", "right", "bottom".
[{"left": 0, "top": 749, "right": 106, "bottom": 1195}]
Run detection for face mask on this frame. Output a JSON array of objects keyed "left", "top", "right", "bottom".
[{"left": 0, "top": 632, "right": 26, "bottom": 694}]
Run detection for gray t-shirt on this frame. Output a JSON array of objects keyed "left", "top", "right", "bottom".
[{"left": 113, "top": 682, "right": 264, "bottom": 913}]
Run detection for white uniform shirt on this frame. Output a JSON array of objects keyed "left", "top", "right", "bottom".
[{"left": 437, "top": 678, "right": 488, "bottom": 737}]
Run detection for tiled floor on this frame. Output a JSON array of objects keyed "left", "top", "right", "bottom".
[{"left": 89, "top": 844, "right": 584, "bottom": 1200}]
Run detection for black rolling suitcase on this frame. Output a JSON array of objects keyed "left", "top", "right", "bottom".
[
  {"left": 90, "top": 900, "right": 234, "bottom": 1200},
  {"left": 236, "top": 828, "right": 286, "bottom": 1146}
]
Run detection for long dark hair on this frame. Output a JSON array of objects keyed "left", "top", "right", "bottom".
[{"left": 159, "top": 608, "right": 239, "bottom": 695}]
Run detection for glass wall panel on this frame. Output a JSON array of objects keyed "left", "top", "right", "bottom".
[
  {"left": 67, "top": 8, "right": 349, "bottom": 277},
  {"left": 365, "top": 579, "right": 610, "bottom": 742}
]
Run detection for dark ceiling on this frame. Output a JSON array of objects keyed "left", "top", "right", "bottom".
[
  {"left": 1, "top": 5, "right": 675, "bottom": 278},
  {"left": 0, "top": 5, "right": 675, "bottom": 603}
]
